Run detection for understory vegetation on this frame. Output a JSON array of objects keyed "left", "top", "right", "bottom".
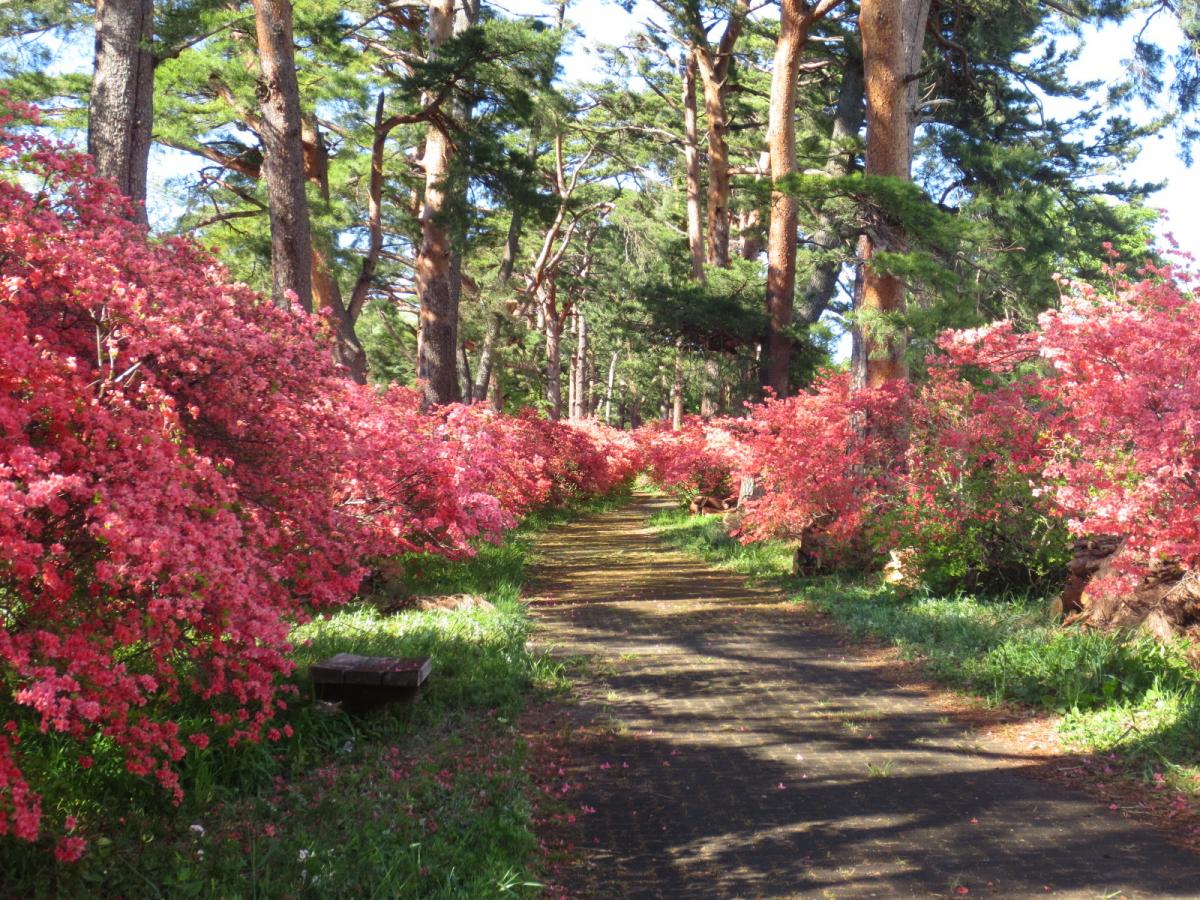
[
  {"left": 649, "top": 506, "right": 1200, "bottom": 796},
  {"left": 0, "top": 499, "right": 622, "bottom": 897}
]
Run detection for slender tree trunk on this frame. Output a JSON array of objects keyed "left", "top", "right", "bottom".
[
  {"left": 415, "top": 0, "right": 460, "bottom": 404},
  {"left": 763, "top": 0, "right": 843, "bottom": 396},
  {"left": 701, "top": 354, "right": 720, "bottom": 416},
  {"left": 572, "top": 312, "right": 589, "bottom": 420},
  {"left": 796, "top": 45, "right": 864, "bottom": 328},
  {"left": 251, "top": 0, "right": 313, "bottom": 312},
  {"left": 489, "top": 364, "right": 503, "bottom": 411},
  {"left": 671, "top": 341, "right": 685, "bottom": 430},
  {"left": 683, "top": 51, "right": 706, "bottom": 281},
  {"left": 474, "top": 201, "right": 522, "bottom": 403},
  {"left": 89, "top": 0, "right": 154, "bottom": 225},
  {"left": 604, "top": 349, "right": 619, "bottom": 424},
  {"left": 458, "top": 339, "right": 472, "bottom": 400},
  {"left": 567, "top": 314, "right": 578, "bottom": 419},
  {"left": 854, "top": 0, "right": 930, "bottom": 388},
  {"left": 473, "top": 312, "right": 502, "bottom": 405},
  {"left": 545, "top": 302, "right": 563, "bottom": 420},
  {"left": 304, "top": 117, "right": 367, "bottom": 381}
]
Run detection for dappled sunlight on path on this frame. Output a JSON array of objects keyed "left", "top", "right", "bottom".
[{"left": 527, "top": 494, "right": 1200, "bottom": 899}]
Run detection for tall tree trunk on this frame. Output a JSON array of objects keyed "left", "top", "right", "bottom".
[
  {"left": 545, "top": 297, "right": 563, "bottom": 420},
  {"left": 474, "top": 200, "right": 522, "bottom": 403},
  {"left": 304, "top": 116, "right": 367, "bottom": 381},
  {"left": 683, "top": 51, "right": 706, "bottom": 281},
  {"left": 567, "top": 313, "right": 578, "bottom": 419},
  {"left": 89, "top": 0, "right": 154, "bottom": 225},
  {"left": 415, "top": 0, "right": 461, "bottom": 405},
  {"left": 473, "top": 311, "right": 502, "bottom": 405},
  {"left": 854, "top": 0, "right": 930, "bottom": 388},
  {"left": 671, "top": 340, "right": 685, "bottom": 430},
  {"left": 251, "top": 0, "right": 313, "bottom": 312},
  {"left": 795, "top": 41, "right": 865, "bottom": 328},
  {"left": 604, "top": 349, "right": 619, "bottom": 424},
  {"left": 688, "top": 0, "right": 746, "bottom": 269},
  {"left": 701, "top": 354, "right": 720, "bottom": 416},
  {"left": 458, "top": 339, "right": 473, "bottom": 400},
  {"left": 764, "top": 0, "right": 843, "bottom": 397},
  {"left": 572, "top": 312, "right": 589, "bottom": 420}
]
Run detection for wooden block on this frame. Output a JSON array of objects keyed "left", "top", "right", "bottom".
[
  {"left": 381, "top": 657, "right": 432, "bottom": 688},
  {"left": 310, "top": 653, "right": 432, "bottom": 694}
]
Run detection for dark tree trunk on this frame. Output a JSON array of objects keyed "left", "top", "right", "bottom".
[
  {"left": 251, "top": 0, "right": 313, "bottom": 312},
  {"left": 701, "top": 354, "right": 720, "bottom": 417},
  {"left": 415, "top": 0, "right": 461, "bottom": 405},
  {"left": 473, "top": 311, "right": 502, "bottom": 405},
  {"left": 474, "top": 201, "right": 522, "bottom": 404},
  {"left": 89, "top": 0, "right": 154, "bottom": 225}
]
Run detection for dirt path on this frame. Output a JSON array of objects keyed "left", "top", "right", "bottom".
[{"left": 526, "top": 494, "right": 1200, "bottom": 899}]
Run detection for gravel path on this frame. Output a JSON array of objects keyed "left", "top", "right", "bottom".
[{"left": 527, "top": 494, "right": 1200, "bottom": 899}]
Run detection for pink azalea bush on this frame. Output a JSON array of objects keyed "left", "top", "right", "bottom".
[
  {"left": 875, "top": 325, "right": 1069, "bottom": 591},
  {"left": 640, "top": 257, "right": 1200, "bottom": 597},
  {"left": 0, "top": 106, "right": 636, "bottom": 849},
  {"left": 733, "top": 375, "right": 907, "bottom": 554},
  {"left": 971, "top": 260, "right": 1200, "bottom": 593},
  {"left": 636, "top": 416, "right": 747, "bottom": 502}
]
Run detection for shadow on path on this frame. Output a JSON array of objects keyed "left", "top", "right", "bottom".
[{"left": 527, "top": 494, "right": 1200, "bottom": 899}]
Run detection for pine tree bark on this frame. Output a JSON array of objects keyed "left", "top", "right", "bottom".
[
  {"left": 671, "top": 340, "right": 685, "bottom": 430},
  {"left": 701, "top": 354, "right": 720, "bottom": 416},
  {"left": 795, "top": 40, "right": 864, "bottom": 328},
  {"left": 304, "top": 117, "right": 368, "bottom": 381},
  {"left": 683, "top": 51, "right": 706, "bottom": 281},
  {"left": 251, "top": 0, "right": 313, "bottom": 312},
  {"left": 415, "top": 0, "right": 461, "bottom": 405},
  {"left": 89, "top": 0, "right": 154, "bottom": 225},
  {"left": 604, "top": 349, "right": 619, "bottom": 424},
  {"left": 854, "top": 0, "right": 930, "bottom": 388},
  {"left": 572, "top": 312, "right": 589, "bottom": 420},
  {"left": 545, "top": 293, "right": 563, "bottom": 420},
  {"left": 690, "top": 0, "right": 747, "bottom": 269},
  {"left": 764, "top": 0, "right": 844, "bottom": 397}
]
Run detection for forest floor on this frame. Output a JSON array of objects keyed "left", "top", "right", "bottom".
[{"left": 524, "top": 493, "right": 1200, "bottom": 899}]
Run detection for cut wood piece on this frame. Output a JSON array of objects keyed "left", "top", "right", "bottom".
[{"left": 309, "top": 653, "right": 431, "bottom": 708}]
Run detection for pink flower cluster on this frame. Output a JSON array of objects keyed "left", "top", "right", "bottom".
[
  {"left": 639, "top": 259, "right": 1200, "bottom": 592},
  {"left": 0, "top": 106, "right": 637, "bottom": 848}
]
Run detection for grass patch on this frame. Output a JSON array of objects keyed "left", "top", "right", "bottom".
[
  {"left": 648, "top": 503, "right": 1200, "bottom": 792},
  {"left": 0, "top": 493, "right": 626, "bottom": 898}
]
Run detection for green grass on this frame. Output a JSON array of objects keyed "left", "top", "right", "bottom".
[
  {"left": 648, "top": 504, "right": 1200, "bottom": 791},
  {"left": 0, "top": 492, "right": 627, "bottom": 898}
]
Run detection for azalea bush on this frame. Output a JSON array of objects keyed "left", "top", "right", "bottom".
[
  {"left": 636, "top": 416, "right": 746, "bottom": 502},
  {"left": 733, "top": 375, "right": 907, "bottom": 557},
  {"left": 877, "top": 329, "right": 1070, "bottom": 592},
  {"left": 0, "top": 107, "right": 635, "bottom": 853},
  {"left": 932, "top": 259, "right": 1200, "bottom": 594}
]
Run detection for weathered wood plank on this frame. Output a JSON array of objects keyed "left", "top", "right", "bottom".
[{"left": 309, "top": 653, "right": 432, "bottom": 708}]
